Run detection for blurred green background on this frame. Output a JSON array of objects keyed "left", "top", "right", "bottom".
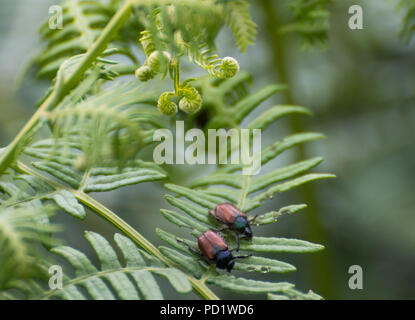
[{"left": 1, "top": 0, "right": 414, "bottom": 299}]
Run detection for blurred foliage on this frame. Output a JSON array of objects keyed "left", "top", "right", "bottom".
[{"left": 280, "top": 0, "right": 333, "bottom": 47}]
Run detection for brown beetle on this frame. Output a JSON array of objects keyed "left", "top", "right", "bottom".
[
  {"left": 210, "top": 203, "right": 255, "bottom": 251},
  {"left": 177, "top": 230, "right": 251, "bottom": 272}
]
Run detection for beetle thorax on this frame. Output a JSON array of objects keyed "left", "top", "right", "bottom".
[{"left": 215, "top": 250, "right": 233, "bottom": 269}]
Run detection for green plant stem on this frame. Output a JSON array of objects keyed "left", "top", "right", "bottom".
[
  {"left": 110, "top": 64, "right": 139, "bottom": 76},
  {"left": 16, "top": 161, "right": 219, "bottom": 300},
  {"left": 0, "top": 0, "right": 134, "bottom": 176},
  {"left": 173, "top": 57, "right": 181, "bottom": 95},
  {"left": 259, "top": 0, "right": 335, "bottom": 298}
]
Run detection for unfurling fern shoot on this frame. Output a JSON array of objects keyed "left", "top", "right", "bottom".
[
  {"left": 135, "top": 51, "right": 171, "bottom": 81},
  {"left": 217, "top": 57, "right": 240, "bottom": 79},
  {"left": 178, "top": 85, "right": 202, "bottom": 114}
]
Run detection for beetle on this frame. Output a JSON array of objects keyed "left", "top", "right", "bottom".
[
  {"left": 177, "top": 230, "right": 251, "bottom": 272},
  {"left": 209, "top": 203, "right": 256, "bottom": 251}
]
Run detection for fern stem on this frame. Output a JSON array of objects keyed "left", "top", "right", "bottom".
[
  {"left": 109, "top": 64, "right": 139, "bottom": 76},
  {"left": 0, "top": 0, "right": 134, "bottom": 176},
  {"left": 16, "top": 161, "right": 219, "bottom": 300},
  {"left": 172, "top": 57, "right": 181, "bottom": 95}
]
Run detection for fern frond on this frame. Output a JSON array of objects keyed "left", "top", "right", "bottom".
[
  {"left": 397, "top": 0, "right": 415, "bottom": 43},
  {"left": 155, "top": 74, "right": 334, "bottom": 299},
  {"left": 45, "top": 80, "right": 166, "bottom": 168},
  {"left": 1, "top": 71, "right": 168, "bottom": 218},
  {"left": 36, "top": 0, "right": 133, "bottom": 79},
  {"left": 0, "top": 133, "right": 166, "bottom": 222},
  {"left": 8, "top": 232, "right": 191, "bottom": 300},
  {"left": 281, "top": 0, "right": 332, "bottom": 47},
  {"left": 0, "top": 205, "right": 59, "bottom": 290},
  {"left": 268, "top": 288, "right": 323, "bottom": 300},
  {"left": 182, "top": 43, "right": 222, "bottom": 74},
  {"left": 18, "top": 140, "right": 167, "bottom": 210},
  {"left": 222, "top": 0, "right": 258, "bottom": 52},
  {"left": 0, "top": 167, "right": 84, "bottom": 219}
]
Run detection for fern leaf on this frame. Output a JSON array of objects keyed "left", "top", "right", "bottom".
[
  {"left": 281, "top": 0, "right": 332, "bottom": 47},
  {"left": 36, "top": 0, "right": 132, "bottom": 79},
  {"left": 0, "top": 205, "right": 59, "bottom": 290},
  {"left": 24, "top": 144, "right": 167, "bottom": 193},
  {"left": 268, "top": 288, "right": 323, "bottom": 300},
  {"left": 222, "top": 0, "right": 257, "bottom": 52},
  {"left": 27, "top": 232, "right": 192, "bottom": 300},
  {"left": 0, "top": 117, "right": 166, "bottom": 221},
  {"left": 238, "top": 237, "right": 324, "bottom": 253},
  {"left": 398, "top": 0, "right": 415, "bottom": 43},
  {"left": 0, "top": 170, "right": 83, "bottom": 219},
  {"left": 49, "top": 190, "right": 86, "bottom": 219},
  {"left": 233, "top": 256, "right": 296, "bottom": 273},
  {"left": 207, "top": 275, "right": 292, "bottom": 294},
  {"left": 83, "top": 161, "right": 166, "bottom": 192}
]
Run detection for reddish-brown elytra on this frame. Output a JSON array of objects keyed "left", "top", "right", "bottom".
[
  {"left": 210, "top": 203, "right": 254, "bottom": 251},
  {"left": 177, "top": 230, "right": 251, "bottom": 272},
  {"left": 197, "top": 230, "right": 228, "bottom": 261}
]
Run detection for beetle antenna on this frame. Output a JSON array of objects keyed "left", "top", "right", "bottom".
[{"left": 232, "top": 253, "right": 252, "bottom": 260}]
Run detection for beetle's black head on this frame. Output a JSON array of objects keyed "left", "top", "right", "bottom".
[
  {"left": 243, "top": 226, "right": 253, "bottom": 239},
  {"left": 216, "top": 250, "right": 235, "bottom": 272}
]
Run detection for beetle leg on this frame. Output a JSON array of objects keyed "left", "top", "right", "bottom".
[
  {"left": 235, "top": 233, "right": 240, "bottom": 252},
  {"left": 228, "top": 234, "right": 240, "bottom": 252},
  {"left": 175, "top": 238, "right": 203, "bottom": 257}
]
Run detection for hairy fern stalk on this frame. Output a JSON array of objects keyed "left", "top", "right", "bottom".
[{"left": 0, "top": 0, "right": 334, "bottom": 300}]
